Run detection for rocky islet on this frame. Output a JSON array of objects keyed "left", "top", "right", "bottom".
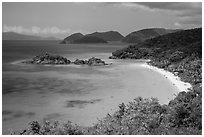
[{"left": 22, "top": 53, "right": 108, "bottom": 66}]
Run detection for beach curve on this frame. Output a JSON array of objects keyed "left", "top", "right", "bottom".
[{"left": 139, "top": 63, "right": 192, "bottom": 93}]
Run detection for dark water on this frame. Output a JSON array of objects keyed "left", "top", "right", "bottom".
[{"left": 2, "top": 40, "right": 178, "bottom": 134}]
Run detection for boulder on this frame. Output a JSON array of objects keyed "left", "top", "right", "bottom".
[
  {"left": 73, "top": 59, "right": 86, "bottom": 65},
  {"left": 73, "top": 57, "right": 107, "bottom": 66},
  {"left": 87, "top": 57, "right": 106, "bottom": 66}
]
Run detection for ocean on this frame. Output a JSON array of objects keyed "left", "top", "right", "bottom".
[{"left": 2, "top": 40, "right": 179, "bottom": 134}]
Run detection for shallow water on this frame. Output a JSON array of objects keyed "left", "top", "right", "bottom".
[{"left": 2, "top": 40, "right": 179, "bottom": 134}]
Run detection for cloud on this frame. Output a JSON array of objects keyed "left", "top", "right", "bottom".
[
  {"left": 3, "top": 25, "right": 71, "bottom": 35},
  {"left": 136, "top": 2, "right": 202, "bottom": 17},
  {"left": 106, "top": 2, "right": 202, "bottom": 28},
  {"left": 174, "top": 22, "right": 182, "bottom": 27},
  {"left": 104, "top": 2, "right": 150, "bottom": 11},
  {"left": 108, "top": 2, "right": 149, "bottom": 10},
  {"left": 2, "top": 25, "right": 91, "bottom": 38},
  {"left": 112, "top": 2, "right": 201, "bottom": 17},
  {"left": 134, "top": 2, "right": 200, "bottom": 11},
  {"left": 3, "top": 25, "right": 30, "bottom": 34},
  {"left": 179, "top": 16, "right": 202, "bottom": 26}
]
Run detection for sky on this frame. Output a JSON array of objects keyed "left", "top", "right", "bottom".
[{"left": 2, "top": 2, "right": 202, "bottom": 38}]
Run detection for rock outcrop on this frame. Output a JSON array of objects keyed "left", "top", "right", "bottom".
[
  {"left": 87, "top": 57, "right": 107, "bottom": 66},
  {"left": 22, "top": 53, "right": 71, "bottom": 65},
  {"left": 73, "top": 57, "right": 107, "bottom": 66},
  {"left": 22, "top": 53, "right": 108, "bottom": 66},
  {"left": 73, "top": 59, "right": 87, "bottom": 65}
]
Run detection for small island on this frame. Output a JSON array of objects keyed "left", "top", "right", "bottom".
[
  {"left": 22, "top": 53, "right": 108, "bottom": 66},
  {"left": 22, "top": 53, "right": 71, "bottom": 65},
  {"left": 60, "top": 31, "right": 124, "bottom": 44}
]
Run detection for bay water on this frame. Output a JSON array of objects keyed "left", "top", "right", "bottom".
[{"left": 2, "top": 40, "right": 179, "bottom": 134}]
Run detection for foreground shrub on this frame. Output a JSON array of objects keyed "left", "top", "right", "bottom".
[
  {"left": 89, "top": 96, "right": 201, "bottom": 135},
  {"left": 12, "top": 121, "right": 84, "bottom": 135}
]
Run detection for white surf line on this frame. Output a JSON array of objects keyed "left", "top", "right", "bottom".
[
  {"left": 10, "top": 59, "right": 27, "bottom": 65},
  {"left": 140, "top": 63, "right": 192, "bottom": 93}
]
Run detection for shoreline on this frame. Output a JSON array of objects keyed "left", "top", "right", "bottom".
[{"left": 140, "top": 63, "right": 192, "bottom": 93}]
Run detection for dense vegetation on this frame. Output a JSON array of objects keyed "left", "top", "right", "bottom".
[
  {"left": 12, "top": 28, "right": 202, "bottom": 135},
  {"left": 111, "top": 28, "right": 202, "bottom": 85}
]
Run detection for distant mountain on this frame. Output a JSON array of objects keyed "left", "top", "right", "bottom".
[
  {"left": 122, "top": 28, "right": 181, "bottom": 43},
  {"left": 61, "top": 31, "right": 124, "bottom": 44},
  {"left": 61, "top": 33, "right": 84, "bottom": 44},
  {"left": 86, "top": 31, "right": 124, "bottom": 41},
  {"left": 60, "top": 29, "right": 182, "bottom": 44},
  {"left": 72, "top": 36, "right": 108, "bottom": 44},
  {"left": 2, "top": 32, "right": 59, "bottom": 40}
]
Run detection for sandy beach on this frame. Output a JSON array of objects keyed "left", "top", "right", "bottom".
[{"left": 140, "top": 63, "right": 192, "bottom": 93}]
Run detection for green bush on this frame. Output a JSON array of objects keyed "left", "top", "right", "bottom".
[{"left": 12, "top": 121, "right": 84, "bottom": 135}]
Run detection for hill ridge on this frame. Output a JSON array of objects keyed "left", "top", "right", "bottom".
[
  {"left": 2, "top": 31, "right": 59, "bottom": 40},
  {"left": 122, "top": 28, "right": 181, "bottom": 43}
]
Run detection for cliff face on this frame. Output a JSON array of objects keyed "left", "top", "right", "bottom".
[{"left": 122, "top": 28, "right": 181, "bottom": 43}]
